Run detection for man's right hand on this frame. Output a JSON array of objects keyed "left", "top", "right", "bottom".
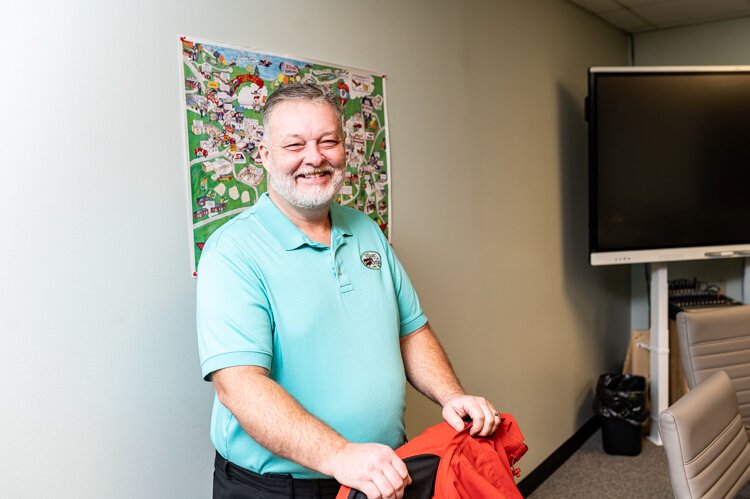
[
  {"left": 213, "top": 367, "right": 410, "bottom": 498},
  {"left": 323, "top": 442, "right": 411, "bottom": 499}
]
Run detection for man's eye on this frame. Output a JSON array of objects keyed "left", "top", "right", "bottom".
[
  {"left": 284, "top": 143, "right": 304, "bottom": 151},
  {"left": 320, "top": 140, "right": 340, "bottom": 147}
]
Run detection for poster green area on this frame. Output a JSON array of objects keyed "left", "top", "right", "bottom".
[{"left": 180, "top": 37, "right": 391, "bottom": 272}]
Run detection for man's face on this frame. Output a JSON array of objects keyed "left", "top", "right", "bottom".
[{"left": 259, "top": 101, "right": 345, "bottom": 212}]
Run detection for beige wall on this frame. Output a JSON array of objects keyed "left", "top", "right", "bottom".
[
  {"left": 0, "top": 0, "right": 628, "bottom": 495},
  {"left": 400, "top": 0, "right": 631, "bottom": 473}
]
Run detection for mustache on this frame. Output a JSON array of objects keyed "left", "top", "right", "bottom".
[{"left": 295, "top": 166, "right": 336, "bottom": 176}]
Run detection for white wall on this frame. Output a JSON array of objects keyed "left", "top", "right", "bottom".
[
  {"left": 0, "top": 1, "right": 628, "bottom": 496},
  {"left": 629, "top": 17, "right": 750, "bottom": 329},
  {"left": 634, "top": 16, "right": 750, "bottom": 66}
]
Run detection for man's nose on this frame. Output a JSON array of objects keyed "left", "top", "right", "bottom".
[{"left": 303, "top": 142, "right": 324, "bottom": 165}]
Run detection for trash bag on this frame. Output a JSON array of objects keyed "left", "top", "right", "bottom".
[{"left": 593, "top": 373, "right": 648, "bottom": 427}]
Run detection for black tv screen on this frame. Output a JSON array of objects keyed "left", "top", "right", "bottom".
[{"left": 588, "top": 67, "right": 750, "bottom": 265}]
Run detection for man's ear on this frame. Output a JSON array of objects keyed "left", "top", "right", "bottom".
[{"left": 258, "top": 141, "right": 270, "bottom": 166}]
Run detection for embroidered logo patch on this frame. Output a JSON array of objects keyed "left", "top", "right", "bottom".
[{"left": 360, "top": 251, "right": 382, "bottom": 270}]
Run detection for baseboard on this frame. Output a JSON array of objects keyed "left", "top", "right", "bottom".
[{"left": 516, "top": 416, "right": 601, "bottom": 497}]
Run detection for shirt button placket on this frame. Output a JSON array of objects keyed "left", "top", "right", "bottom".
[{"left": 330, "top": 253, "right": 338, "bottom": 279}]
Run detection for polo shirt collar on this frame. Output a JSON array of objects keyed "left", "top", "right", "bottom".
[
  {"left": 330, "top": 202, "right": 354, "bottom": 238},
  {"left": 254, "top": 193, "right": 353, "bottom": 251}
]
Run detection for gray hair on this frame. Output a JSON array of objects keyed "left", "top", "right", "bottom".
[{"left": 262, "top": 83, "right": 344, "bottom": 139}]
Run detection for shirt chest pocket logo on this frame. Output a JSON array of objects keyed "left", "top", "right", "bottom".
[{"left": 360, "top": 251, "right": 382, "bottom": 270}]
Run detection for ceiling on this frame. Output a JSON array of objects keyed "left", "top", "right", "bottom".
[{"left": 568, "top": 0, "right": 750, "bottom": 33}]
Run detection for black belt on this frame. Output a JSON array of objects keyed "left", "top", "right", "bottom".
[{"left": 215, "top": 452, "right": 341, "bottom": 497}]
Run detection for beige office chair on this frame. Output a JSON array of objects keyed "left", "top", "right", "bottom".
[
  {"left": 676, "top": 306, "right": 750, "bottom": 434},
  {"left": 659, "top": 370, "right": 750, "bottom": 498}
]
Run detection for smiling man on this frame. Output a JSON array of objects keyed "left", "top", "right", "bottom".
[{"left": 196, "top": 83, "right": 500, "bottom": 499}]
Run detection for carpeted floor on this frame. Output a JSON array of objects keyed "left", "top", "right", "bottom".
[
  {"left": 528, "top": 429, "right": 672, "bottom": 498},
  {"left": 527, "top": 429, "right": 750, "bottom": 498}
]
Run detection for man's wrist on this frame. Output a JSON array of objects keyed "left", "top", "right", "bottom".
[
  {"left": 317, "top": 437, "right": 349, "bottom": 477},
  {"left": 440, "top": 390, "right": 466, "bottom": 406}
]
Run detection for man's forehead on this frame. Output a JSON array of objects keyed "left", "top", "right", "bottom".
[
  {"left": 270, "top": 100, "right": 337, "bottom": 120},
  {"left": 265, "top": 101, "right": 342, "bottom": 139},
  {"left": 277, "top": 129, "right": 340, "bottom": 140}
]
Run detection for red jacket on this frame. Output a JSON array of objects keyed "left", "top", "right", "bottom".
[{"left": 336, "top": 414, "right": 528, "bottom": 498}]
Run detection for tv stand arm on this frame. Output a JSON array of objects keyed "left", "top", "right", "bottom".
[{"left": 647, "top": 263, "right": 669, "bottom": 445}]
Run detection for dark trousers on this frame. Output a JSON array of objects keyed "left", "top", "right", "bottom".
[{"left": 213, "top": 453, "right": 342, "bottom": 499}]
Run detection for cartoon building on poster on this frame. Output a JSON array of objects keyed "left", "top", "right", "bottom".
[{"left": 180, "top": 37, "right": 391, "bottom": 271}]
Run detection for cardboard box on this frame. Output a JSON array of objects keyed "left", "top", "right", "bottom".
[{"left": 622, "top": 321, "right": 688, "bottom": 405}]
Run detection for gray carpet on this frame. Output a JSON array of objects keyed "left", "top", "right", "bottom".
[{"left": 527, "top": 429, "right": 750, "bottom": 498}]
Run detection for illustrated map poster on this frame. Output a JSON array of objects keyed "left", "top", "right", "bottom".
[{"left": 179, "top": 37, "right": 391, "bottom": 272}]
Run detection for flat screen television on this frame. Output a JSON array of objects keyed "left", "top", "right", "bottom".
[{"left": 588, "top": 66, "right": 750, "bottom": 266}]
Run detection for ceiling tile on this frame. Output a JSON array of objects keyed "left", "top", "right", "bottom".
[
  {"left": 617, "top": 0, "right": 675, "bottom": 7},
  {"left": 597, "top": 8, "right": 655, "bottom": 31},
  {"left": 569, "top": 0, "right": 750, "bottom": 32},
  {"left": 568, "top": 0, "right": 622, "bottom": 13},
  {"left": 635, "top": 0, "right": 750, "bottom": 28}
]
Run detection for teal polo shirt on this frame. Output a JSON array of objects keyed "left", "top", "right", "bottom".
[{"left": 196, "top": 193, "right": 427, "bottom": 478}]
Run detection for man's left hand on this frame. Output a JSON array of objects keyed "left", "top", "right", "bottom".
[{"left": 442, "top": 394, "right": 500, "bottom": 437}]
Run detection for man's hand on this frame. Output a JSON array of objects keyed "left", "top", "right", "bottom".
[
  {"left": 399, "top": 325, "right": 501, "bottom": 439},
  {"left": 442, "top": 394, "right": 501, "bottom": 437},
  {"left": 214, "top": 367, "right": 410, "bottom": 498},
  {"left": 322, "top": 442, "right": 411, "bottom": 499}
]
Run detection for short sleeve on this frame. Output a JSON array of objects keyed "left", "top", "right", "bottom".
[
  {"left": 377, "top": 231, "right": 428, "bottom": 337},
  {"left": 196, "top": 236, "right": 274, "bottom": 381}
]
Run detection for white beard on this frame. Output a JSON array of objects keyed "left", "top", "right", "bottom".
[{"left": 266, "top": 165, "right": 345, "bottom": 210}]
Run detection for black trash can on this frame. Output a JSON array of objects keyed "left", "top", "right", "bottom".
[{"left": 593, "top": 374, "right": 649, "bottom": 456}]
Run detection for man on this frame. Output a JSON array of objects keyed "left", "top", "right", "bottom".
[{"left": 197, "top": 83, "right": 500, "bottom": 499}]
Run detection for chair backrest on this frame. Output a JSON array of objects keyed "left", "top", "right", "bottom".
[
  {"left": 659, "top": 371, "right": 750, "bottom": 498},
  {"left": 676, "top": 305, "right": 750, "bottom": 430}
]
